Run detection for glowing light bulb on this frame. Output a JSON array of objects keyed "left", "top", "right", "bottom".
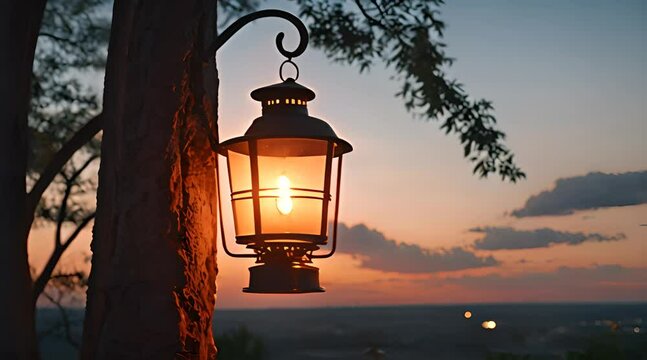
[{"left": 276, "top": 175, "right": 293, "bottom": 215}]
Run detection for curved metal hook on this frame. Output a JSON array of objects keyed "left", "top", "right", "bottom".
[{"left": 206, "top": 9, "right": 309, "bottom": 60}]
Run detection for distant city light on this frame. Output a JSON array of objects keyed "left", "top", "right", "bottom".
[
  {"left": 634, "top": 327, "right": 641, "bottom": 334},
  {"left": 481, "top": 320, "right": 497, "bottom": 330},
  {"left": 464, "top": 311, "right": 472, "bottom": 319}
]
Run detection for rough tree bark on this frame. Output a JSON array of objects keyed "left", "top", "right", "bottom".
[
  {"left": 82, "top": 0, "right": 219, "bottom": 358},
  {"left": 0, "top": 0, "right": 47, "bottom": 358}
]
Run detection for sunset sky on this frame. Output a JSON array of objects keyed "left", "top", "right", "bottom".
[{"left": 29, "top": 0, "right": 647, "bottom": 308}]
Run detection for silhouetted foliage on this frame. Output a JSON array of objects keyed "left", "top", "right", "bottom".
[
  {"left": 208, "top": 1, "right": 525, "bottom": 181},
  {"left": 294, "top": 0, "right": 525, "bottom": 181},
  {"left": 215, "top": 326, "right": 267, "bottom": 360},
  {"left": 27, "top": 0, "right": 109, "bottom": 340},
  {"left": 218, "top": 0, "right": 261, "bottom": 27},
  {"left": 29, "top": 0, "right": 108, "bottom": 231},
  {"left": 29, "top": 0, "right": 108, "bottom": 172}
]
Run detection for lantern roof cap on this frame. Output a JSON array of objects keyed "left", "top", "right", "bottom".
[
  {"left": 219, "top": 78, "right": 352, "bottom": 157},
  {"left": 219, "top": 112, "right": 353, "bottom": 157},
  {"left": 250, "top": 78, "right": 316, "bottom": 102}
]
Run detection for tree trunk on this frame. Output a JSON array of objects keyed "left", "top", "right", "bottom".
[
  {"left": 82, "top": 1, "right": 219, "bottom": 358},
  {"left": 0, "top": 1, "right": 46, "bottom": 358}
]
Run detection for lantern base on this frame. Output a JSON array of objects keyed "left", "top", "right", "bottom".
[{"left": 243, "top": 263, "right": 324, "bottom": 294}]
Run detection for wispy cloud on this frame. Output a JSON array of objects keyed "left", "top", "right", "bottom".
[
  {"left": 335, "top": 265, "right": 647, "bottom": 302},
  {"left": 444, "top": 265, "right": 647, "bottom": 298},
  {"left": 337, "top": 223, "right": 499, "bottom": 273},
  {"left": 512, "top": 171, "right": 647, "bottom": 217},
  {"left": 470, "top": 226, "right": 625, "bottom": 250}
]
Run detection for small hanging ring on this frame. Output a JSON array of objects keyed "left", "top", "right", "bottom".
[{"left": 279, "top": 59, "right": 299, "bottom": 82}]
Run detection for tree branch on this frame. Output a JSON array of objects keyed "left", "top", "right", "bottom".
[
  {"left": 25, "top": 113, "right": 102, "bottom": 235},
  {"left": 34, "top": 212, "right": 95, "bottom": 303},
  {"left": 55, "top": 180, "right": 73, "bottom": 246},
  {"left": 67, "top": 154, "right": 99, "bottom": 185},
  {"left": 368, "top": 0, "right": 388, "bottom": 22},
  {"left": 63, "top": 212, "right": 96, "bottom": 249},
  {"left": 53, "top": 154, "right": 96, "bottom": 247},
  {"left": 353, "top": 0, "right": 387, "bottom": 30},
  {"left": 38, "top": 31, "right": 74, "bottom": 45}
]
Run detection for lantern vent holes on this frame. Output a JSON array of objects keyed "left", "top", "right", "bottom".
[
  {"left": 253, "top": 243, "right": 317, "bottom": 265},
  {"left": 265, "top": 98, "right": 307, "bottom": 107}
]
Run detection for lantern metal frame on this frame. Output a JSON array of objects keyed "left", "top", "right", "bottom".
[
  {"left": 214, "top": 79, "right": 351, "bottom": 293},
  {"left": 207, "top": 9, "right": 352, "bottom": 293}
]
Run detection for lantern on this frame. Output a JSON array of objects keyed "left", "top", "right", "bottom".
[{"left": 216, "top": 74, "right": 352, "bottom": 293}]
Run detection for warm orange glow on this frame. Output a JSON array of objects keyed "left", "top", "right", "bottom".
[
  {"left": 276, "top": 175, "right": 293, "bottom": 215},
  {"left": 464, "top": 310, "right": 472, "bottom": 319},
  {"left": 225, "top": 139, "right": 332, "bottom": 237},
  {"left": 481, "top": 320, "right": 496, "bottom": 330},
  {"left": 255, "top": 139, "right": 327, "bottom": 235}
]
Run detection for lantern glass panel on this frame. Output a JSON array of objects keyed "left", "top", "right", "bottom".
[
  {"left": 256, "top": 138, "right": 330, "bottom": 237},
  {"left": 227, "top": 144, "right": 252, "bottom": 192},
  {"left": 227, "top": 145, "right": 255, "bottom": 236},
  {"left": 231, "top": 198, "right": 255, "bottom": 236}
]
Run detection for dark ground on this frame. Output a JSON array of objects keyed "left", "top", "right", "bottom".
[{"left": 38, "top": 303, "right": 647, "bottom": 359}]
